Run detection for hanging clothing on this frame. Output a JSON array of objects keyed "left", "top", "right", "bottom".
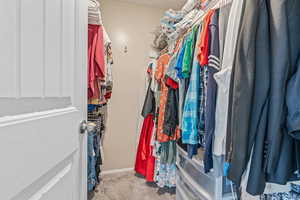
[
  {"left": 182, "top": 26, "right": 198, "bottom": 78},
  {"left": 88, "top": 106, "right": 105, "bottom": 180},
  {"left": 228, "top": 0, "right": 300, "bottom": 195},
  {"left": 160, "top": 141, "right": 177, "bottom": 165},
  {"left": 141, "top": 79, "right": 156, "bottom": 118},
  {"left": 162, "top": 41, "right": 183, "bottom": 138},
  {"left": 286, "top": 56, "right": 300, "bottom": 140},
  {"left": 197, "top": 10, "right": 215, "bottom": 67},
  {"left": 178, "top": 77, "right": 189, "bottom": 131},
  {"left": 242, "top": 0, "right": 273, "bottom": 194},
  {"left": 88, "top": 24, "right": 105, "bottom": 99},
  {"left": 88, "top": 0, "right": 102, "bottom": 25},
  {"left": 88, "top": 130, "right": 98, "bottom": 192},
  {"left": 227, "top": 0, "right": 269, "bottom": 190},
  {"left": 166, "top": 50, "right": 180, "bottom": 83},
  {"left": 265, "top": 0, "right": 300, "bottom": 183},
  {"left": 213, "top": 0, "right": 245, "bottom": 156},
  {"left": 134, "top": 114, "right": 156, "bottom": 182},
  {"left": 203, "top": 10, "right": 220, "bottom": 173},
  {"left": 198, "top": 66, "right": 207, "bottom": 140},
  {"left": 175, "top": 39, "right": 187, "bottom": 79},
  {"left": 155, "top": 54, "right": 180, "bottom": 142},
  {"left": 135, "top": 78, "right": 156, "bottom": 182},
  {"left": 218, "top": 3, "right": 232, "bottom": 65},
  {"left": 154, "top": 141, "right": 176, "bottom": 188},
  {"left": 137, "top": 0, "right": 300, "bottom": 194},
  {"left": 181, "top": 25, "right": 201, "bottom": 145},
  {"left": 103, "top": 27, "right": 114, "bottom": 100},
  {"left": 163, "top": 87, "right": 179, "bottom": 137}
]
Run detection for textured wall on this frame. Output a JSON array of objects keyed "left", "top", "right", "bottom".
[{"left": 101, "top": 0, "right": 164, "bottom": 171}]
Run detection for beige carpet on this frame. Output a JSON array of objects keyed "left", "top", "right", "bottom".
[{"left": 92, "top": 171, "right": 176, "bottom": 200}]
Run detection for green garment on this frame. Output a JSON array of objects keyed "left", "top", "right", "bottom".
[
  {"left": 160, "top": 141, "right": 177, "bottom": 165},
  {"left": 182, "top": 26, "right": 199, "bottom": 78}
]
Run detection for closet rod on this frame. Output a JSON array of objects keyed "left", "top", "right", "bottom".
[
  {"left": 173, "top": 0, "right": 232, "bottom": 44},
  {"left": 190, "top": 0, "right": 232, "bottom": 28},
  {"left": 160, "top": 0, "right": 232, "bottom": 54}
]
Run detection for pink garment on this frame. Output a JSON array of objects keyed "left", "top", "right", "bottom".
[{"left": 88, "top": 24, "right": 105, "bottom": 98}]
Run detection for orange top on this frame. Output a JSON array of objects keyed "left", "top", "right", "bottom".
[
  {"left": 197, "top": 10, "right": 215, "bottom": 66},
  {"left": 155, "top": 54, "right": 180, "bottom": 142}
]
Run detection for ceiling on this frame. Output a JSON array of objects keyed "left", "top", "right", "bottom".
[{"left": 113, "top": 0, "right": 186, "bottom": 10}]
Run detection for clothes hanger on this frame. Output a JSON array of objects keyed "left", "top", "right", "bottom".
[
  {"left": 159, "top": 0, "right": 232, "bottom": 57},
  {"left": 88, "top": 0, "right": 102, "bottom": 25},
  {"left": 160, "top": 47, "right": 169, "bottom": 55},
  {"left": 212, "top": 0, "right": 233, "bottom": 9}
]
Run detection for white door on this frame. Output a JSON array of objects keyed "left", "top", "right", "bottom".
[{"left": 0, "top": 0, "right": 88, "bottom": 200}]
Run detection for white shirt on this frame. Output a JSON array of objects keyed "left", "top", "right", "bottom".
[
  {"left": 213, "top": 0, "right": 245, "bottom": 156},
  {"left": 88, "top": 0, "right": 102, "bottom": 25},
  {"left": 103, "top": 27, "right": 113, "bottom": 84}
]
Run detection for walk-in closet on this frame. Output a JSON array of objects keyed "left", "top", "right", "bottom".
[
  {"left": 1, "top": 0, "right": 300, "bottom": 200},
  {"left": 86, "top": 0, "right": 300, "bottom": 200}
]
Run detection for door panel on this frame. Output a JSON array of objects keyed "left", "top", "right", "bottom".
[
  {"left": 44, "top": 0, "right": 63, "bottom": 97},
  {"left": 61, "top": 0, "right": 75, "bottom": 98},
  {"left": 20, "top": 0, "right": 44, "bottom": 97},
  {"left": 0, "top": 1, "right": 18, "bottom": 97},
  {"left": 0, "top": 0, "right": 87, "bottom": 199},
  {"left": 0, "top": 97, "right": 72, "bottom": 117},
  {"left": 0, "top": 108, "right": 81, "bottom": 200},
  {"left": 11, "top": 151, "right": 74, "bottom": 200},
  {"left": 30, "top": 163, "right": 74, "bottom": 200}
]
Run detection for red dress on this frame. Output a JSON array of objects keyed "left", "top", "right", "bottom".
[{"left": 134, "top": 114, "right": 155, "bottom": 182}]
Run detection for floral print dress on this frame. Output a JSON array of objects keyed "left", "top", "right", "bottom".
[
  {"left": 153, "top": 53, "right": 177, "bottom": 188},
  {"left": 153, "top": 141, "right": 176, "bottom": 188}
]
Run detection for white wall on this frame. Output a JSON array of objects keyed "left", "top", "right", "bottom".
[{"left": 101, "top": 0, "right": 164, "bottom": 171}]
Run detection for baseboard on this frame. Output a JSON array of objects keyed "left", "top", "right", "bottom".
[{"left": 101, "top": 168, "right": 134, "bottom": 175}]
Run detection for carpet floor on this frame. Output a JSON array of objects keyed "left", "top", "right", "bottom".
[{"left": 92, "top": 171, "right": 176, "bottom": 200}]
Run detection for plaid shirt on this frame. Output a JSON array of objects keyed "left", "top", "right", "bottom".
[
  {"left": 181, "top": 28, "right": 202, "bottom": 145},
  {"left": 199, "top": 66, "right": 208, "bottom": 136},
  {"left": 181, "top": 63, "right": 201, "bottom": 144}
]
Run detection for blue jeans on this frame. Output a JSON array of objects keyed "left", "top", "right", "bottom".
[{"left": 88, "top": 131, "right": 97, "bottom": 192}]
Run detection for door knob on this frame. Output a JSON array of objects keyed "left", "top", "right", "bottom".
[{"left": 79, "top": 120, "right": 88, "bottom": 134}]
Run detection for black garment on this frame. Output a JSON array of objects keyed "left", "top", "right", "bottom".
[
  {"left": 163, "top": 82, "right": 179, "bottom": 137},
  {"left": 265, "top": 0, "right": 300, "bottom": 174},
  {"left": 204, "top": 10, "right": 220, "bottom": 173},
  {"left": 227, "top": 0, "right": 259, "bottom": 185},
  {"left": 286, "top": 56, "right": 300, "bottom": 140},
  {"left": 265, "top": 0, "right": 300, "bottom": 186},
  {"left": 246, "top": 0, "right": 272, "bottom": 195},
  {"left": 141, "top": 79, "right": 156, "bottom": 118},
  {"left": 228, "top": 0, "right": 300, "bottom": 195},
  {"left": 246, "top": 99, "right": 269, "bottom": 195},
  {"left": 224, "top": 2, "right": 246, "bottom": 163}
]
